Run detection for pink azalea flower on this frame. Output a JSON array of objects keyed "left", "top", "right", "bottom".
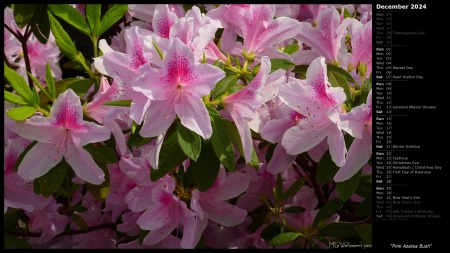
[
  {"left": 296, "top": 7, "right": 352, "bottom": 64},
  {"left": 348, "top": 19, "right": 372, "bottom": 76},
  {"left": 221, "top": 57, "right": 270, "bottom": 162},
  {"left": 282, "top": 186, "right": 340, "bottom": 233},
  {"left": 226, "top": 4, "right": 301, "bottom": 60},
  {"left": 136, "top": 179, "right": 198, "bottom": 248},
  {"left": 190, "top": 167, "right": 249, "bottom": 227},
  {"left": 15, "top": 89, "right": 111, "bottom": 185},
  {"left": 334, "top": 89, "right": 372, "bottom": 182},
  {"left": 4, "top": 140, "right": 51, "bottom": 213},
  {"left": 132, "top": 37, "right": 225, "bottom": 139},
  {"left": 278, "top": 57, "right": 347, "bottom": 167},
  {"left": 26, "top": 198, "right": 70, "bottom": 242}
]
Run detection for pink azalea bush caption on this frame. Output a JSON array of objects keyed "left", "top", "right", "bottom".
[{"left": 4, "top": 4, "right": 373, "bottom": 249}]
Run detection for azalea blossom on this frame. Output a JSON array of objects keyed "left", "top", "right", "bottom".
[
  {"left": 190, "top": 167, "right": 249, "bottom": 227},
  {"left": 296, "top": 7, "right": 352, "bottom": 64},
  {"left": 15, "top": 89, "right": 111, "bottom": 185},
  {"left": 334, "top": 89, "right": 372, "bottom": 182},
  {"left": 132, "top": 37, "right": 225, "bottom": 139},
  {"left": 278, "top": 57, "right": 347, "bottom": 167},
  {"left": 221, "top": 56, "right": 270, "bottom": 163}
]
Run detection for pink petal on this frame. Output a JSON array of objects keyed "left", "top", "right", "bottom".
[
  {"left": 202, "top": 198, "right": 247, "bottom": 227},
  {"left": 334, "top": 130, "right": 371, "bottom": 182},
  {"left": 175, "top": 95, "right": 212, "bottom": 139},
  {"left": 153, "top": 4, "right": 178, "bottom": 39},
  {"left": 18, "top": 142, "right": 63, "bottom": 181},
  {"left": 183, "top": 63, "right": 225, "bottom": 97},
  {"left": 180, "top": 215, "right": 207, "bottom": 249},
  {"left": 70, "top": 121, "right": 111, "bottom": 147},
  {"left": 136, "top": 204, "right": 172, "bottom": 231},
  {"left": 129, "top": 93, "right": 151, "bottom": 125},
  {"left": 252, "top": 17, "right": 301, "bottom": 53},
  {"left": 267, "top": 144, "right": 296, "bottom": 174},
  {"left": 65, "top": 144, "right": 105, "bottom": 185},
  {"left": 281, "top": 121, "right": 334, "bottom": 156},
  {"left": 327, "top": 127, "right": 347, "bottom": 167},
  {"left": 124, "top": 26, "right": 153, "bottom": 70},
  {"left": 306, "top": 57, "right": 344, "bottom": 108},
  {"left": 260, "top": 117, "right": 293, "bottom": 144},
  {"left": 259, "top": 69, "right": 286, "bottom": 101},
  {"left": 142, "top": 219, "right": 178, "bottom": 246},
  {"left": 230, "top": 110, "right": 252, "bottom": 163},
  {"left": 210, "top": 171, "right": 250, "bottom": 201},
  {"left": 102, "top": 51, "right": 139, "bottom": 84},
  {"left": 139, "top": 100, "right": 176, "bottom": 138}
]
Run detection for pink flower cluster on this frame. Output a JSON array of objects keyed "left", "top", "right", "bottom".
[{"left": 4, "top": 4, "right": 372, "bottom": 249}]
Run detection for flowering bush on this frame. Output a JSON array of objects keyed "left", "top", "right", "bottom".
[{"left": 4, "top": 4, "right": 372, "bottom": 249}]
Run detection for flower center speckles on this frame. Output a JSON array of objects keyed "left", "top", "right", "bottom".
[{"left": 289, "top": 111, "right": 306, "bottom": 126}]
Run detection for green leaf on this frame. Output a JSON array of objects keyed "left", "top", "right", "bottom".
[
  {"left": 360, "top": 73, "right": 372, "bottom": 105},
  {"left": 70, "top": 204, "right": 88, "bottom": 213},
  {"left": 313, "top": 198, "right": 343, "bottom": 228},
  {"left": 4, "top": 233, "right": 32, "bottom": 249},
  {"left": 48, "top": 11, "right": 78, "bottom": 59},
  {"left": 48, "top": 4, "right": 91, "bottom": 36},
  {"left": 13, "top": 4, "right": 35, "bottom": 29},
  {"left": 177, "top": 122, "right": 202, "bottom": 161},
  {"left": 86, "top": 4, "right": 102, "bottom": 34},
  {"left": 85, "top": 162, "right": 110, "bottom": 200},
  {"left": 210, "top": 116, "right": 235, "bottom": 172},
  {"left": 283, "top": 43, "right": 299, "bottom": 54},
  {"left": 151, "top": 121, "right": 188, "bottom": 181},
  {"left": 29, "top": 4, "right": 50, "bottom": 44},
  {"left": 354, "top": 224, "right": 372, "bottom": 245},
  {"left": 269, "top": 232, "right": 302, "bottom": 246},
  {"left": 317, "top": 222, "right": 358, "bottom": 238},
  {"left": 138, "top": 230, "right": 151, "bottom": 245},
  {"left": 283, "top": 206, "right": 306, "bottom": 213},
  {"left": 248, "top": 147, "right": 259, "bottom": 169},
  {"left": 274, "top": 173, "right": 284, "bottom": 202},
  {"left": 284, "top": 178, "right": 306, "bottom": 199},
  {"left": 62, "top": 60, "right": 87, "bottom": 71},
  {"left": 7, "top": 106, "right": 37, "bottom": 121},
  {"left": 247, "top": 215, "right": 266, "bottom": 233},
  {"left": 329, "top": 71, "right": 352, "bottom": 105},
  {"left": 355, "top": 175, "right": 372, "bottom": 198},
  {"left": 33, "top": 178, "right": 41, "bottom": 195},
  {"left": 31, "top": 86, "right": 40, "bottom": 105},
  {"left": 291, "top": 64, "right": 308, "bottom": 78},
  {"left": 103, "top": 100, "right": 132, "bottom": 106},
  {"left": 356, "top": 196, "right": 372, "bottom": 217},
  {"left": 97, "top": 4, "right": 128, "bottom": 37},
  {"left": 46, "top": 62, "right": 56, "bottom": 101},
  {"left": 28, "top": 72, "right": 51, "bottom": 102},
  {"left": 206, "top": 105, "right": 220, "bottom": 117},
  {"left": 260, "top": 223, "right": 282, "bottom": 241},
  {"left": 72, "top": 213, "right": 89, "bottom": 230},
  {"left": 265, "top": 143, "right": 276, "bottom": 163},
  {"left": 4, "top": 91, "right": 29, "bottom": 105},
  {"left": 214, "top": 74, "right": 239, "bottom": 98},
  {"left": 326, "top": 64, "right": 356, "bottom": 84},
  {"left": 344, "top": 8, "right": 352, "bottom": 19},
  {"left": 14, "top": 141, "right": 38, "bottom": 172},
  {"left": 127, "top": 125, "right": 155, "bottom": 148},
  {"left": 270, "top": 58, "right": 295, "bottom": 73},
  {"left": 84, "top": 144, "right": 118, "bottom": 164},
  {"left": 335, "top": 170, "right": 362, "bottom": 201},
  {"left": 316, "top": 150, "right": 339, "bottom": 184},
  {"left": 40, "top": 78, "right": 93, "bottom": 104},
  {"left": 38, "top": 159, "right": 69, "bottom": 197},
  {"left": 4, "top": 62, "right": 33, "bottom": 103},
  {"left": 190, "top": 142, "right": 220, "bottom": 191},
  {"left": 220, "top": 118, "right": 244, "bottom": 157}
]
